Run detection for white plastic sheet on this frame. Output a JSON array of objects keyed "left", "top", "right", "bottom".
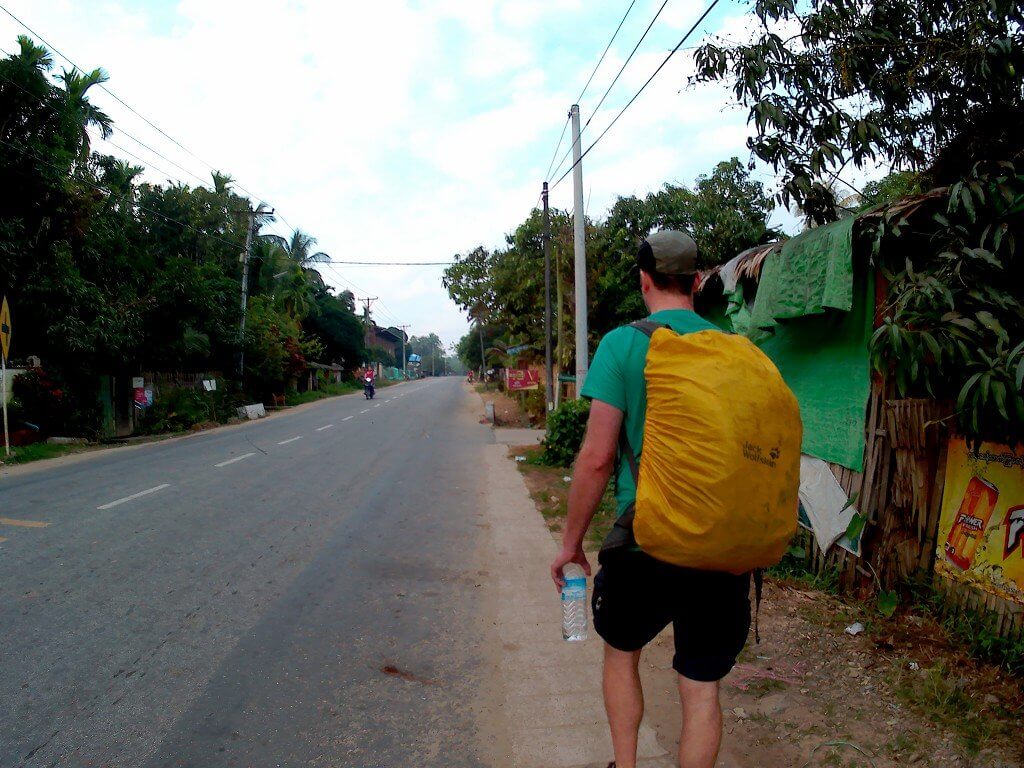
[{"left": 799, "top": 455, "right": 858, "bottom": 553}]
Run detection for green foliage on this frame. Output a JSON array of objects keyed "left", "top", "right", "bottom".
[
  {"left": 876, "top": 589, "right": 899, "bottom": 618},
  {"left": 139, "top": 387, "right": 214, "bottom": 433},
  {"left": 444, "top": 158, "right": 776, "bottom": 368},
  {"left": 0, "top": 38, "right": 371, "bottom": 424},
  {"left": 869, "top": 164, "right": 1024, "bottom": 444},
  {"left": 692, "top": 0, "right": 1024, "bottom": 224},
  {"left": 367, "top": 345, "right": 396, "bottom": 367},
  {"left": 283, "top": 380, "right": 358, "bottom": 406},
  {"left": 766, "top": 539, "right": 841, "bottom": 594},
  {"left": 5, "top": 442, "right": 82, "bottom": 464},
  {"left": 540, "top": 398, "right": 590, "bottom": 467}
]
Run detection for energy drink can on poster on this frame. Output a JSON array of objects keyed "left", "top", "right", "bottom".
[{"left": 944, "top": 477, "right": 999, "bottom": 570}]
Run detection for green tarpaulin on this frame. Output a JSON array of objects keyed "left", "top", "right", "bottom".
[
  {"left": 709, "top": 218, "right": 873, "bottom": 471},
  {"left": 749, "top": 216, "right": 856, "bottom": 330},
  {"left": 755, "top": 267, "right": 874, "bottom": 471}
]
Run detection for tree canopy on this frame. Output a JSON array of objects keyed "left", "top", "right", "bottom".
[
  {"left": 445, "top": 158, "right": 777, "bottom": 370},
  {"left": 0, "top": 37, "right": 375, "bottom": 432}
]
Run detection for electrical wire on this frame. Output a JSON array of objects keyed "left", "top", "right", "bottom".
[
  {"left": 0, "top": 135, "right": 247, "bottom": 251},
  {"left": 543, "top": 113, "right": 570, "bottom": 184},
  {"left": 0, "top": 3, "right": 281, "bottom": 209},
  {"left": 576, "top": 0, "right": 637, "bottom": 105},
  {"left": 549, "top": 0, "right": 670, "bottom": 183},
  {"left": 0, "top": 40, "right": 305, "bottom": 252},
  {"left": 551, "top": 0, "right": 723, "bottom": 192},
  {"left": 326, "top": 260, "right": 454, "bottom": 266}
]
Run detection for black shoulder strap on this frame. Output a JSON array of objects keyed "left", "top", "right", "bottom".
[
  {"left": 616, "top": 320, "right": 668, "bottom": 482},
  {"left": 618, "top": 426, "right": 639, "bottom": 484},
  {"left": 628, "top": 319, "right": 669, "bottom": 338}
]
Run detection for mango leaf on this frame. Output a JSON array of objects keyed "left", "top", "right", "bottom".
[
  {"left": 992, "top": 381, "right": 1009, "bottom": 421},
  {"left": 957, "top": 372, "right": 983, "bottom": 411}
]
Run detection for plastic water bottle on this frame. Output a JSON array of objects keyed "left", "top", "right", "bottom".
[{"left": 561, "top": 563, "right": 589, "bottom": 641}]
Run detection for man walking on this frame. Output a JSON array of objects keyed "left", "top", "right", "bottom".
[{"left": 550, "top": 231, "right": 752, "bottom": 768}]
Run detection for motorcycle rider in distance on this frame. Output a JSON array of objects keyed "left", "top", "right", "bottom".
[{"left": 362, "top": 366, "right": 376, "bottom": 400}]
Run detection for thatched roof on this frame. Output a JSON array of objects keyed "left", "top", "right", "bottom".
[{"left": 698, "top": 187, "right": 950, "bottom": 296}]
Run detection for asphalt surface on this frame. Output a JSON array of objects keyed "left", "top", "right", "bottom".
[{"left": 0, "top": 379, "right": 493, "bottom": 767}]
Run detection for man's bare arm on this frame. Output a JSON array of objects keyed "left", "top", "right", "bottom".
[{"left": 550, "top": 400, "right": 623, "bottom": 587}]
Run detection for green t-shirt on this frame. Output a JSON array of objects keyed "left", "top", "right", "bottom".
[{"left": 580, "top": 309, "right": 720, "bottom": 517}]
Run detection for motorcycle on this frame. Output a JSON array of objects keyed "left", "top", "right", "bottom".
[{"left": 363, "top": 376, "right": 375, "bottom": 400}]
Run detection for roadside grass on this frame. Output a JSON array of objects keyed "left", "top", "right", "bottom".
[
  {"left": 2, "top": 441, "right": 85, "bottom": 464},
  {"left": 512, "top": 444, "right": 616, "bottom": 548},
  {"left": 284, "top": 381, "right": 359, "bottom": 406},
  {"left": 893, "top": 659, "right": 1019, "bottom": 757}
]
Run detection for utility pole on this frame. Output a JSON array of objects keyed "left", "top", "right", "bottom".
[
  {"left": 542, "top": 182, "right": 554, "bottom": 412},
  {"left": 570, "top": 104, "right": 588, "bottom": 396},
  {"left": 397, "top": 324, "right": 410, "bottom": 378},
  {"left": 360, "top": 297, "right": 378, "bottom": 356},
  {"left": 477, "top": 318, "right": 486, "bottom": 382},
  {"left": 238, "top": 205, "right": 271, "bottom": 380}
]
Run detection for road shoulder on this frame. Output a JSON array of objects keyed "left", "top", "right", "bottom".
[{"left": 474, "top": 439, "right": 672, "bottom": 767}]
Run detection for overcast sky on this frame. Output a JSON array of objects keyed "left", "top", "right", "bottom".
[{"left": 2, "top": 0, "right": 821, "bottom": 348}]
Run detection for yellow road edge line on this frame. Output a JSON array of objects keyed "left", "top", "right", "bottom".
[{"left": 0, "top": 517, "right": 50, "bottom": 528}]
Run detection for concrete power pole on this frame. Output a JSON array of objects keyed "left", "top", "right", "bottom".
[
  {"left": 360, "top": 297, "right": 377, "bottom": 341},
  {"left": 238, "top": 205, "right": 272, "bottom": 380},
  {"left": 397, "top": 324, "right": 410, "bottom": 378},
  {"left": 570, "top": 104, "right": 588, "bottom": 396},
  {"left": 542, "top": 182, "right": 554, "bottom": 412}
]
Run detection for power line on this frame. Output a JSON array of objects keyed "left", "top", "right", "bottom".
[
  {"left": 0, "top": 35, "right": 307, "bottom": 250},
  {"left": 551, "top": 0, "right": 723, "bottom": 191},
  {"left": 576, "top": 0, "right": 637, "bottom": 105},
  {"left": 326, "top": 259, "right": 454, "bottom": 266},
  {"left": 550, "top": 0, "right": 670, "bottom": 183},
  {"left": 0, "top": 3, "right": 279, "bottom": 208},
  {"left": 543, "top": 113, "right": 570, "bottom": 184},
  {"left": 0, "top": 135, "right": 247, "bottom": 251}
]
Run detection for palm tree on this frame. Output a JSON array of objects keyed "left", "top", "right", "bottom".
[
  {"left": 59, "top": 66, "right": 113, "bottom": 160},
  {"left": 261, "top": 228, "right": 329, "bottom": 268},
  {"left": 277, "top": 268, "right": 317, "bottom": 319},
  {"left": 13, "top": 35, "right": 52, "bottom": 72},
  {"left": 211, "top": 171, "right": 234, "bottom": 195}
]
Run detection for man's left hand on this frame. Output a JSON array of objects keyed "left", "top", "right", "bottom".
[{"left": 550, "top": 546, "right": 591, "bottom": 590}]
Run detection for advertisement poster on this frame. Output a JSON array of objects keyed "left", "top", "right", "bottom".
[
  {"left": 506, "top": 369, "right": 540, "bottom": 391},
  {"left": 935, "top": 437, "right": 1024, "bottom": 604}
]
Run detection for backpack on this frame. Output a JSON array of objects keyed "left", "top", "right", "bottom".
[{"left": 611, "top": 320, "right": 802, "bottom": 575}]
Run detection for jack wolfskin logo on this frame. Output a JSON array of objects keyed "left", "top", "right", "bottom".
[{"left": 743, "top": 441, "right": 778, "bottom": 469}]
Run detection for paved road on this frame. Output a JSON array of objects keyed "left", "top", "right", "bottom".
[{"left": 0, "top": 379, "right": 493, "bottom": 767}]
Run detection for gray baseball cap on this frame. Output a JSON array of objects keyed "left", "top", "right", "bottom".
[{"left": 638, "top": 230, "right": 699, "bottom": 276}]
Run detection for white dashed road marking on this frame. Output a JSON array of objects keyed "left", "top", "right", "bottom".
[
  {"left": 342, "top": 416, "right": 354, "bottom": 421},
  {"left": 215, "top": 452, "right": 256, "bottom": 468},
  {"left": 315, "top": 424, "right": 334, "bottom": 432},
  {"left": 360, "top": 409, "right": 370, "bottom": 414},
  {"left": 373, "top": 404, "right": 381, "bottom": 408},
  {"left": 277, "top": 436, "right": 302, "bottom": 445},
  {"left": 97, "top": 484, "right": 171, "bottom": 510}
]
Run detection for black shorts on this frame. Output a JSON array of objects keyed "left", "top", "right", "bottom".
[{"left": 592, "top": 551, "right": 751, "bottom": 682}]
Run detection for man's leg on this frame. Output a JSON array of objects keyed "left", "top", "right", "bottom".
[
  {"left": 603, "top": 644, "right": 644, "bottom": 768},
  {"left": 676, "top": 676, "right": 722, "bottom": 768}
]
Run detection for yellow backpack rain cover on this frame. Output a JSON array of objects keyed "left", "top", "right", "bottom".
[{"left": 632, "top": 324, "right": 802, "bottom": 574}]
